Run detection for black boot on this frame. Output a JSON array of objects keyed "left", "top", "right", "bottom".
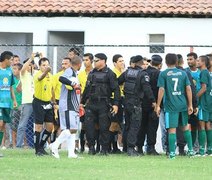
[
  {"left": 137, "top": 146, "right": 144, "bottom": 156},
  {"left": 80, "top": 130, "right": 85, "bottom": 153},
  {"left": 147, "top": 145, "right": 160, "bottom": 155},
  {"left": 127, "top": 147, "right": 139, "bottom": 156},
  {"left": 88, "top": 146, "right": 96, "bottom": 155},
  {"left": 179, "top": 146, "right": 186, "bottom": 156}
]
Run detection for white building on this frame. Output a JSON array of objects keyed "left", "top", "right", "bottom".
[
  {"left": 1, "top": 0, "right": 211, "bottom": 152},
  {"left": 0, "top": 0, "right": 212, "bottom": 69}
]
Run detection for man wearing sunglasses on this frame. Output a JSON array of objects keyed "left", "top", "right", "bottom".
[{"left": 81, "top": 53, "right": 120, "bottom": 156}]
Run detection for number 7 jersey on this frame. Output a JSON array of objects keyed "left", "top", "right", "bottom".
[{"left": 157, "top": 67, "right": 190, "bottom": 112}]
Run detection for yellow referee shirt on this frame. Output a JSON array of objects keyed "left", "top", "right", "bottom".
[
  {"left": 78, "top": 70, "right": 88, "bottom": 93},
  {"left": 113, "top": 67, "right": 124, "bottom": 97},
  {"left": 34, "top": 70, "right": 53, "bottom": 102},
  {"left": 52, "top": 70, "right": 64, "bottom": 100}
]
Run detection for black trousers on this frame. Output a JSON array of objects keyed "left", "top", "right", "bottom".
[
  {"left": 137, "top": 109, "right": 159, "bottom": 148},
  {"left": 85, "top": 101, "right": 110, "bottom": 151},
  {"left": 124, "top": 102, "right": 142, "bottom": 148}
]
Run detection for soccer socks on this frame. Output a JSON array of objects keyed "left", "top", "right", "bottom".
[
  {"left": 34, "top": 131, "right": 41, "bottom": 153},
  {"left": 67, "top": 133, "right": 77, "bottom": 158},
  {"left": 198, "top": 130, "right": 206, "bottom": 155},
  {"left": 168, "top": 133, "right": 176, "bottom": 158},
  {"left": 50, "top": 130, "right": 58, "bottom": 143},
  {"left": 0, "top": 131, "right": 3, "bottom": 145},
  {"left": 40, "top": 129, "right": 51, "bottom": 148},
  {"left": 183, "top": 130, "right": 193, "bottom": 151},
  {"left": 206, "top": 129, "right": 212, "bottom": 154},
  {"left": 53, "top": 129, "right": 70, "bottom": 149},
  {"left": 191, "top": 130, "right": 197, "bottom": 147}
]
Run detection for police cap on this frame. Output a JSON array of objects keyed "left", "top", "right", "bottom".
[
  {"left": 95, "top": 53, "right": 107, "bottom": 61},
  {"left": 151, "top": 55, "right": 162, "bottom": 63},
  {"left": 132, "top": 55, "right": 143, "bottom": 63}
]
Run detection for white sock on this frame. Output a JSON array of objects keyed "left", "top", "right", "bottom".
[
  {"left": 67, "top": 133, "right": 76, "bottom": 157},
  {"left": 53, "top": 129, "right": 70, "bottom": 149}
]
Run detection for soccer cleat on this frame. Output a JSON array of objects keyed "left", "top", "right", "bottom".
[
  {"left": 169, "top": 156, "right": 176, "bottom": 160},
  {"left": 68, "top": 153, "right": 78, "bottom": 159},
  {"left": 194, "top": 152, "right": 206, "bottom": 157},
  {"left": 49, "top": 143, "right": 60, "bottom": 159},
  {"left": 35, "top": 151, "right": 44, "bottom": 156},
  {"left": 1, "top": 146, "right": 6, "bottom": 150},
  {"left": 187, "top": 150, "right": 194, "bottom": 158},
  {"left": 169, "top": 152, "right": 176, "bottom": 160},
  {"left": 40, "top": 147, "right": 49, "bottom": 155}
]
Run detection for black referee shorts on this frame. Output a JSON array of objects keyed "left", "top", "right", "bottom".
[{"left": 32, "top": 97, "right": 54, "bottom": 125}]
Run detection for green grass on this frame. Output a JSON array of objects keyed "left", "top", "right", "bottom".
[{"left": 0, "top": 149, "right": 212, "bottom": 180}]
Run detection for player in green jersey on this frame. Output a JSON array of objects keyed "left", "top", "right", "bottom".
[
  {"left": 156, "top": 53, "right": 194, "bottom": 159},
  {"left": 196, "top": 55, "right": 212, "bottom": 156}
]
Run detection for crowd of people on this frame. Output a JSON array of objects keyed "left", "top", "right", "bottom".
[{"left": 0, "top": 48, "right": 211, "bottom": 159}]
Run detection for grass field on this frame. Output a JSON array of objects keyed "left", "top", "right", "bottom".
[{"left": 0, "top": 149, "right": 212, "bottom": 180}]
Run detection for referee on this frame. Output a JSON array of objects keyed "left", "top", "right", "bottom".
[{"left": 33, "top": 57, "right": 55, "bottom": 156}]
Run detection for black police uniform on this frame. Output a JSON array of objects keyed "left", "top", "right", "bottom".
[
  {"left": 81, "top": 65, "right": 120, "bottom": 155},
  {"left": 137, "top": 65, "right": 160, "bottom": 155},
  {"left": 118, "top": 65, "right": 155, "bottom": 156}
]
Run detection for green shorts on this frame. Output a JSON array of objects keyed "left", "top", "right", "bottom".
[
  {"left": 198, "top": 108, "right": 211, "bottom": 122},
  {"left": 165, "top": 111, "right": 188, "bottom": 128},
  {"left": 0, "top": 108, "right": 11, "bottom": 123}
]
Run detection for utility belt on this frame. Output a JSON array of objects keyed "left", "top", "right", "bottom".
[{"left": 124, "top": 95, "right": 142, "bottom": 105}]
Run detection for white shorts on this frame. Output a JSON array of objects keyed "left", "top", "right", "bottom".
[{"left": 59, "top": 110, "right": 79, "bottom": 130}]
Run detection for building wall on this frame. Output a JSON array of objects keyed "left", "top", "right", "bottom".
[
  {"left": 1, "top": 16, "right": 210, "bottom": 152},
  {"left": 0, "top": 16, "right": 211, "bottom": 68}
]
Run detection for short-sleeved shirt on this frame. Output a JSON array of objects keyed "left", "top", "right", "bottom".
[
  {"left": 12, "top": 76, "right": 22, "bottom": 108},
  {"left": 157, "top": 67, "right": 190, "bottom": 112},
  {"left": 186, "top": 68, "right": 201, "bottom": 93},
  {"left": 199, "top": 69, "right": 211, "bottom": 112},
  {"left": 0, "top": 67, "right": 15, "bottom": 108},
  {"left": 34, "top": 70, "right": 53, "bottom": 102},
  {"left": 20, "top": 71, "right": 35, "bottom": 104},
  {"left": 78, "top": 70, "right": 88, "bottom": 94},
  {"left": 59, "top": 67, "right": 80, "bottom": 112},
  {"left": 52, "top": 70, "right": 64, "bottom": 100},
  {"left": 113, "top": 67, "right": 124, "bottom": 97}
]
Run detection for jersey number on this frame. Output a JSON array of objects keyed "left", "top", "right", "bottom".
[{"left": 172, "top": 78, "right": 178, "bottom": 91}]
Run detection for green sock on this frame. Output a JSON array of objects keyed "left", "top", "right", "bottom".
[
  {"left": 206, "top": 129, "right": 212, "bottom": 153},
  {"left": 198, "top": 130, "right": 206, "bottom": 155},
  {"left": 168, "top": 133, "right": 176, "bottom": 157},
  {"left": 191, "top": 130, "right": 197, "bottom": 146},
  {"left": 0, "top": 131, "right": 4, "bottom": 145},
  {"left": 184, "top": 130, "right": 193, "bottom": 151}
]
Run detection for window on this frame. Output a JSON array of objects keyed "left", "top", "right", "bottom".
[
  {"left": 0, "top": 32, "right": 33, "bottom": 60},
  {"left": 48, "top": 31, "right": 84, "bottom": 72},
  {"left": 149, "top": 34, "right": 165, "bottom": 53}
]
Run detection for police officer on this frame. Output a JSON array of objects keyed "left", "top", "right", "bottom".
[
  {"left": 81, "top": 53, "right": 120, "bottom": 155},
  {"left": 137, "top": 55, "right": 162, "bottom": 155},
  {"left": 118, "top": 55, "right": 156, "bottom": 156}
]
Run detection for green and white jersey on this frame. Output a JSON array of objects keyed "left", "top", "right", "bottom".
[
  {"left": 158, "top": 67, "right": 190, "bottom": 112},
  {"left": 200, "top": 69, "right": 212, "bottom": 112},
  {"left": 209, "top": 71, "right": 212, "bottom": 112}
]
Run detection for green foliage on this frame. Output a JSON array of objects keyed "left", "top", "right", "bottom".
[{"left": 0, "top": 149, "right": 211, "bottom": 180}]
